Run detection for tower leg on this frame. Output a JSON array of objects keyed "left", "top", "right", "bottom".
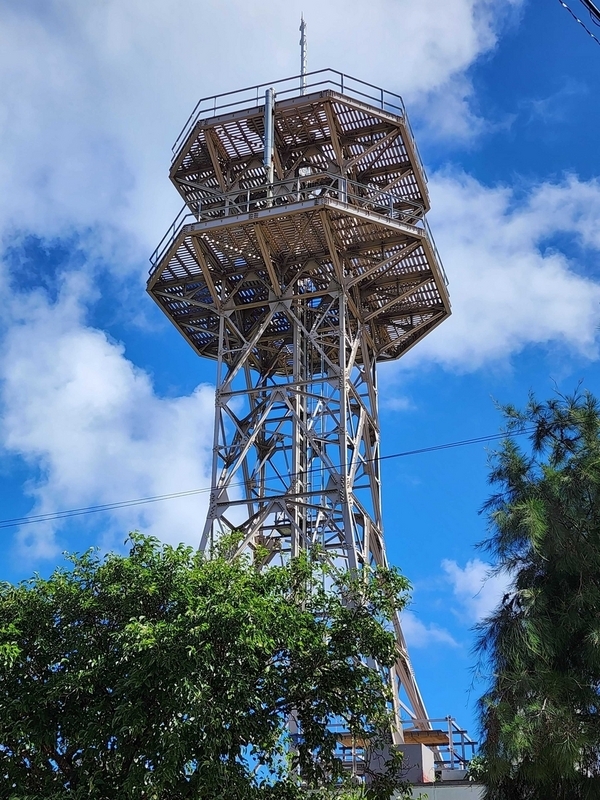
[{"left": 199, "top": 285, "right": 430, "bottom": 737}]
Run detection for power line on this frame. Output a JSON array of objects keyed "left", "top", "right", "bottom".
[
  {"left": 558, "top": 0, "right": 600, "bottom": 45},
  {"left": 0, "top": 427, "right": 534, "bottom": 532},
  {"left": 578, "top": 0, "right": 600, "bottom": 24},
  {"left": 0, "top": 487, "right": 214, "bottom": 530}
]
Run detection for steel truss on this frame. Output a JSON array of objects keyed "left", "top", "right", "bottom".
[
  {"left": 148, "top": 71, "right": 451, "bottom": 748},
  {"left": 200, "top": 276, "right": 428, "bottom": 729},
  {"left": 203, "top": 280, "right": 383, "bottom": 565}
]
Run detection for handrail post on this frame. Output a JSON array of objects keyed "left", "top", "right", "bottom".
[
  {"left": 447, "top": 716, "right": 454, "bottom": 769},
  {"left": 340, "top": 177, "right": 347, "bottom": 204}
]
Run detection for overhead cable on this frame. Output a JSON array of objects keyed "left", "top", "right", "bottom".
[
  {"left": 0, "top": 427, "right": 535, "bottom": 531},
  {"left": 558, "top": 0, "right": 600, "bottom": 45},
  {"left": 578, "top": 0, "right": 600, "bottom": 24}
]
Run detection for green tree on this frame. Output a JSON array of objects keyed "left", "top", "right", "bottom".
[
  {"left": 0, "top": 533, "right": 411, "bottom": 800},
  {"left": 476, "top": 391, "right": 600, "bottom": 800}
]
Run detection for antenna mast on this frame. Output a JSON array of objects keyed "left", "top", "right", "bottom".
[{"left": 299, "top": 15, "right": 307, "bottom": 94}]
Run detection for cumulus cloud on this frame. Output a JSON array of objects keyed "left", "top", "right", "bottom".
[
  {"left": 0, "top": 270, "right": 214, "bottom": 560},
  {"left": 396, "top": 172, "right": 600, "bottom": 371},
  {"left": 413, "top": 75, "right": 491, "bottom": 143},
  {"left": 0, "top": 0, "right": 522, "bottom": 261},
  {"left": 401, "top": 610, "right": 459, "bottom": 649},
  {"left": 6, "top": 0, "right": 598, "bottom": 565},
  {"left": 442, "top": 558, "right": 511, "bottom": 622}
]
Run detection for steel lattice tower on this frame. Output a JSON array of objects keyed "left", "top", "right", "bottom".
[{"left": 148, "top": 70, "right": 451, "bottom": 748}]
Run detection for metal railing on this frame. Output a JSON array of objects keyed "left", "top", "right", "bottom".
[
  {"left": 151, "top": 173, "right": 418, "bottom": 269},
  {"left": 149, "top": 173, "right": 447, "bottom": 287},
  {"left": 404, "top": 717, "right": 477, "bottom": 770},
  {"left": 149, "top": 204, "right": 195, "bottom": 272},
  {"left": 173, "top": 69, "right": 405, "bottom": 155},
  {"left": 171, "top": 69, "right": 427, "bottom": 182},
  {"left": 423, "top": 216, "right": 449, "bottom": 286},
  {"left": 192, "top": 171, "right": 425, "bottom": 221}
]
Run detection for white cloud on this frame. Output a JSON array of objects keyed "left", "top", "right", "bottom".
[
  {"left": 381, "top": 394, "right": 416, "bottom": 413},
  {"left": 413, "top": 76, "right": 490, "bottom": 143},
  {"left": 397, "top": 172, "right": 600, "bottom": 371},
  {"left": 0, "top": 271, "right": 214, "bottom": 560},
  {"left": 0, "top": 0, "right": 523, "bottom": 263},
  {"left": 442, "top": 558, "right": 511, "bottom": 622},
  {"left": 520, "top": 79, "right": 588, "bottom": 127},
  {"left": 6, "top": 0, "right": 596, "bottom": 566},
  {"left": 401, "top": 610, "right": 459, "bottom": 649}
]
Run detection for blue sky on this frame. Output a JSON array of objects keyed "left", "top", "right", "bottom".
[{"left": 1, "top": 0, "right": 600, "bottom": 741}]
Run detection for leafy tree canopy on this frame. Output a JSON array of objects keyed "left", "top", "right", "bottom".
[
  {"left": 477, "top": 390, "right": 600, "bottom": 800},
  {"left": 0, "top": 533, "right": 412, "bottom": 800}
]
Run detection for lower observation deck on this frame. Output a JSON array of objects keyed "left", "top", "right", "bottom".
[{"left": 148, "top": 174, "right": 450, "bottom": 370}]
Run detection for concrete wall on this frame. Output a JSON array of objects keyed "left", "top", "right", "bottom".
[
  {"left": 397, "top": 743, "right": 436, "bottom": 783},
  {"left": 404, "top": 783, "right": 485, "bottom": 800}
]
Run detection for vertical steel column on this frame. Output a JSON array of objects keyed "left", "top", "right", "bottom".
[
  {"left": 291, "top": 298, "right": 308, "bottom": 558},
  {"left": 203, "top": 313, "right": 226, "bottom": 552}
]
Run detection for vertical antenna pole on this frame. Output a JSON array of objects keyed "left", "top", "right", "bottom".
[
  {"left": 300, "top": 15, "right": 307, "bottom": 95},
  {"left": 264, "top": 87, "right": 275, "bottom": 205}
]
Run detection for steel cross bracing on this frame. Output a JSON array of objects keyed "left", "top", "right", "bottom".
[
  {"left": 198, "top": 284, "right": 429, "bottom": 728},
  {"left": 147, "top": 74, "right": 451, "bottom": 748},
  {"left": 203, "top": 283, "right": 383, "bottom": 565}
]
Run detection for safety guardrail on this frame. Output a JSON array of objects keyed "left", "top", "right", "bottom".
[
  {"left": 404, "top": 716, "right": 477, "bottom": 770},
  {"left": 149, "top": 172, "right": 447, "bottom": 287},
  {"left": 171, "top": 69, "right": 427, "bottom": 182}
]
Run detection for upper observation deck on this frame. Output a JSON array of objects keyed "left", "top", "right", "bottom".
[
  {"left": 148, "top": 71, "right": 450, "bottom": 370},
  {"left": 169, "top": 69, "right": 430, "bottom": 219}
]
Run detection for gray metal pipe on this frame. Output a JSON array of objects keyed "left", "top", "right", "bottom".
[
  {"left": 264, "top": 88, "right": 275, "bottom": 204},
  {"left": 263, "top": 88, "right": 274, "bottom": 170}
]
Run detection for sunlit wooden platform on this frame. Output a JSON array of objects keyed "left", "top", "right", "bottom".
[{"left": 404, "top": 729, "right": 451, "bottom": 746}]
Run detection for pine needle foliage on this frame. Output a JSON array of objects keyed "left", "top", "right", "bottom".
[
  {"left": 0, "top": 533, "right": 412, "bottom": 800},
  {"left": 477, "top": 390, "right": 600, "bottom": 800}
]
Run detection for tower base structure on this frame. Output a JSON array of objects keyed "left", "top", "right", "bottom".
[{"left": 148, "top": 70, "right": 457, "bottom": 772}]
